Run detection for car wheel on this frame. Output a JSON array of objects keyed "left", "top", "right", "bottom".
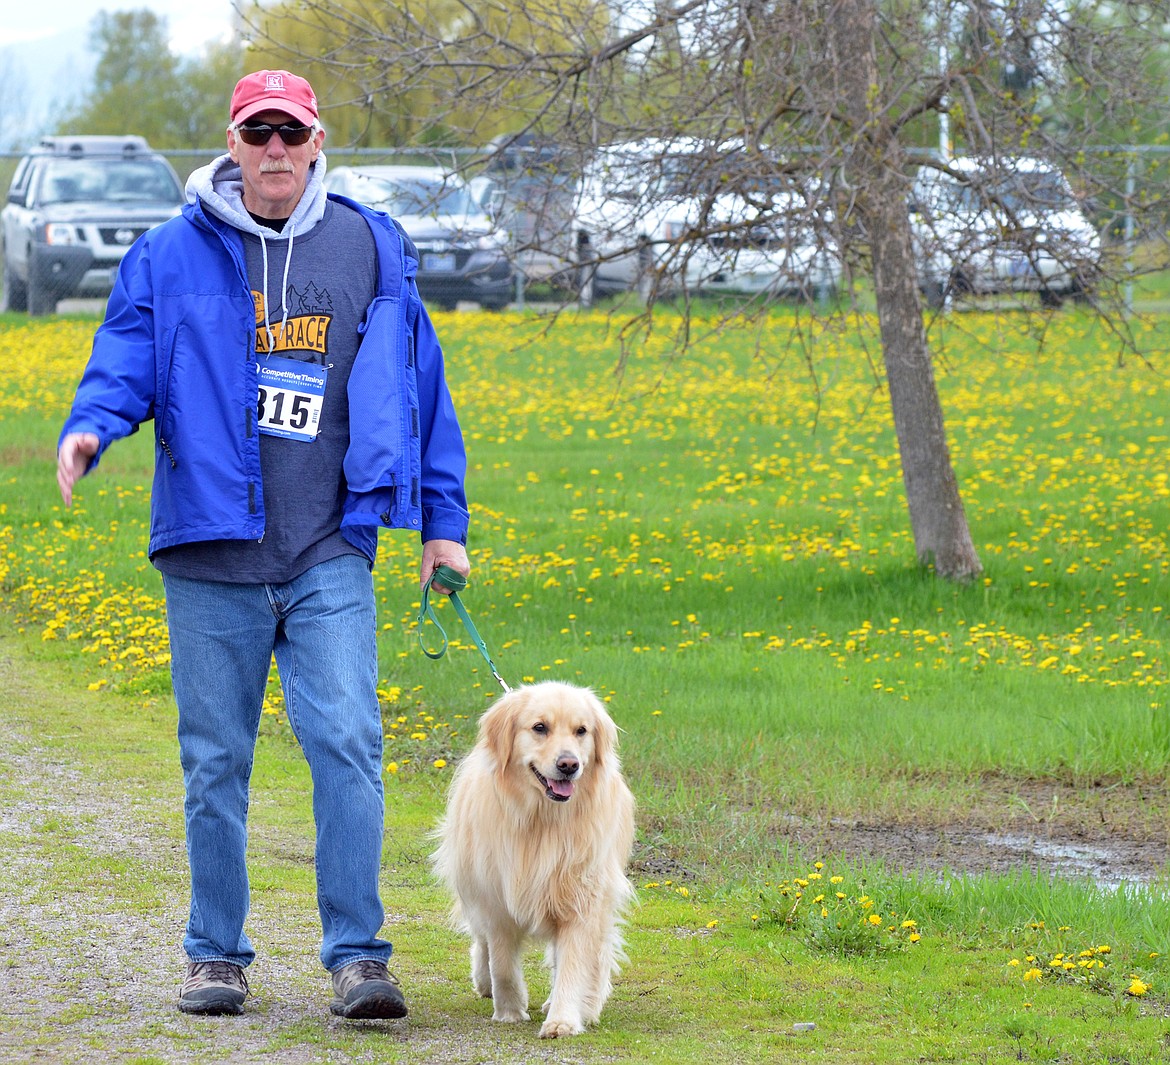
[
  {"left": 949, "top": 267, "right": 974, "bottom": 295},
  {"left": 1038, "top": 286, "right": 1063, "bottom": 309},
  {"left": 1068, "top": 271, "right": 1093, "bottom": 304},
  {"left": 2, "top": 259, "right": 28, "bottom": 313},
  {"left": 27, "top": 267, "right": 57, "bottom": 316},
  {"left": 922, "top": 279, "right": 948, "bottom": 310}
]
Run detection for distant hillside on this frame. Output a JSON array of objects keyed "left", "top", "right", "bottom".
[{"left": 1, "top": 27, "right": 95, "bottom": 150}]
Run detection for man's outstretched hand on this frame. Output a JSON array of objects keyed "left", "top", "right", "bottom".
[{"left": 57, "top": 432, "right": 100, "bottom": 507}]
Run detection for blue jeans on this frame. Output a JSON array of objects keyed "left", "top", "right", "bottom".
[{"left": 162, "top": 554, "right": 392, "bottom": 972}]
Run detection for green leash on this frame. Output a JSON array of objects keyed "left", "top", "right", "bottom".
[{"left": 417, "top": 565, "right": 512, "bottom": 693}]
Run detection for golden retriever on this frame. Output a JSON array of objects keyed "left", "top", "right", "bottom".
[{"left": 432, "top": 681, "right": 636, "bottom": 1038}]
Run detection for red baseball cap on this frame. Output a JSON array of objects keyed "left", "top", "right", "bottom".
[{"left": 230, "top": 70, "right": 319, "bottom": 126}]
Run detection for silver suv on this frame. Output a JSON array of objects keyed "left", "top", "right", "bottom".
[{"left": 2, "top": 135, "right": 183, "bottom": 315}]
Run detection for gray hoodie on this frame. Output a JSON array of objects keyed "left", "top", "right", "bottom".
[{"left": 184, "top": 151, "right": 331, "bottom": 350}]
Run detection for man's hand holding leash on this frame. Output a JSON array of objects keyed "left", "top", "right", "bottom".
[{"left": 421, "top": 538, "right": 470, "bottom": 594}]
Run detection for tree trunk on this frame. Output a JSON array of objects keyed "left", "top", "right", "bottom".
[
  {"left": 869, "top": 181, "right": 981, "bottom": 580},
  {"left": 828, "top": 0, "right": 982, "bottom": 581}
]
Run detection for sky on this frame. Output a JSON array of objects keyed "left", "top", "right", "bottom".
[
  {"left": 2, "top": 2, "right": 237, "bottom": 146},
  {"left": 8, "top": 0, "right": 235, "bottom": 52}
]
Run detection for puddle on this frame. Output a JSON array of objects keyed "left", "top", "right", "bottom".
[
  {"left": 975, "top": 832, "right": 1160, "bottom": 889},
  {"left": 791, "top": 818, "right": 1170, "bottom": 891}
]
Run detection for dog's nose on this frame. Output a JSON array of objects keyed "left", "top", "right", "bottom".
[{"left": 556, "top": 754, "right": 580, "bottom": 777}]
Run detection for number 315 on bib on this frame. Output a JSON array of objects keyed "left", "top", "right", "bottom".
[{"left": 256, "top": 357, "right": 328, "bottom": 443}]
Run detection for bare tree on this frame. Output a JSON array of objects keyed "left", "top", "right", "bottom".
[
  {"left": 824, "top": 0, "right": 981, "bottom": 578},
  {"left": 243, "top": 0, "right": 1170, "bottom": 581}
]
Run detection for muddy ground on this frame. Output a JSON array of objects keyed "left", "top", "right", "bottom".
[
  {"left": 633, "top": 776, "right": 1170, "bottom": 888},
  {"left": 779, "top": 778, "right": 1166, "bottom": 887}
]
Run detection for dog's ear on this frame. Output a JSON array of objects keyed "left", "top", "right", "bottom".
[
  {"left": 587, "top": 689, "right": 619, "bottom": 769},
  {"left": 481, "top": 689, "right": 525, "bottom": 773}
]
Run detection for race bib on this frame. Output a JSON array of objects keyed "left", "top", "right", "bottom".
[{"left": 256, "top": 357, "right": 327, "bottom": 442}]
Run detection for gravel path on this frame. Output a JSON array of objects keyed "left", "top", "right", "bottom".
[
  {"left": 0, "top": 641, "right": 580, "bottom": 1065},
  {"left": 0, "top": 644, "right": 371, "bottom": 1063}
]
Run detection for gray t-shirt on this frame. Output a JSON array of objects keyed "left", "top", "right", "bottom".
[{"left": 153, "top": 201, "right": 378, "bottom": 583}]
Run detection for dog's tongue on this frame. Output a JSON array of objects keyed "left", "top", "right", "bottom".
[{"left": 549, "top": 778, "right": 575, "bottom": 798}]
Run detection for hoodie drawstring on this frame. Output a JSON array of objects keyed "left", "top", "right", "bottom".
[
  {"left": 258, "top": 224, "right": 297, "bottom": 354},
  {"left": 278, "top": 223, "right": 296, "bottom": 344}
]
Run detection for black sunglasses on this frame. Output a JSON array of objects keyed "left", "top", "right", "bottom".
[{"left": 235, "top": 122, "right": 315, "bottom": 147}]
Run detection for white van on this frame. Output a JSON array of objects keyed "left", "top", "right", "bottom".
[
  {"left": 573, "top": 139, "right": 840, "bottom": 300},
  {"left": 909, "top": 156, "right": 1101, "bottom": 308}
]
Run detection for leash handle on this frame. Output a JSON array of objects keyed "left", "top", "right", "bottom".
[{"left": 417, "top": 565, "right": 511, "bottom": 693}]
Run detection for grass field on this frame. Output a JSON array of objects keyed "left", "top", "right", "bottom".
[{"left": 1, "top": 300, "right": 1168, "bottom": 1062}]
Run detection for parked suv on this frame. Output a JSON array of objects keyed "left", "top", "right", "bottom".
[
  {"left": 324, "top": 164, "right": 514, "bottom": 310},
  {"left": 2, "top": 135, "right": 183, "bottom": 315},
  {"left": 910, "top": 156, "right": 1101, "bottom": 309}
]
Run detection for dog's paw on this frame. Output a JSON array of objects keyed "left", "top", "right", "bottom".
[
  {"left": 492, "top": 1006, "right": 531, "bottom": 1023},
  {"left": 540, "top": 1017, "right": 585, "bottom": 1038}
]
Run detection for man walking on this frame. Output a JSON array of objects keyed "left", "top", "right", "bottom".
[{"left": 57, "top": 69, "right": 470, "bottom": 1020}]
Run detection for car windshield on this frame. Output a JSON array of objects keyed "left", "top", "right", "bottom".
[
  {"left": 350, "top": 174, "right": 475, "bottom": 216},
  {"left": 593, "top": 149, "right": 730, "bottom": 202},
  {"left": 986, "top": 170, "right": 1075, "bottom": 211},
  {"left": 924, "top": 167, "right": 1077, "bottom": 214},
  {"left": 37, "top": 158, "right": 181, "bottom": 205}
]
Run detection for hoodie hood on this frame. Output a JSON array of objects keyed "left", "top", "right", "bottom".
[
  {"left": 185, "top": 151, "right": 330, "bottom": 352},
  {"left": 184, "top": 150, "right": 329, "bottom": 236}
]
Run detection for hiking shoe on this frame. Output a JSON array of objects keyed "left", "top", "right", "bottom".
[
  {"left": 178, "top": 960, "right": 248, "bottom": 1015},
  {"left": 330, "top": 959, "right": 408, "bottom": 1019}
]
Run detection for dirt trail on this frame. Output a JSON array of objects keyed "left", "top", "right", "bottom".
[
  {"left": 0, "top": 635, "right": 604, "bottom": 1065},
  {"left": 0, "top": 647, "right": 350, "bottom": 1063}
]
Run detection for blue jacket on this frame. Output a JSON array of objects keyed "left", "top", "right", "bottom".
[{"left": 59, "top": 193, "right": 470, "bottom": 563}]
